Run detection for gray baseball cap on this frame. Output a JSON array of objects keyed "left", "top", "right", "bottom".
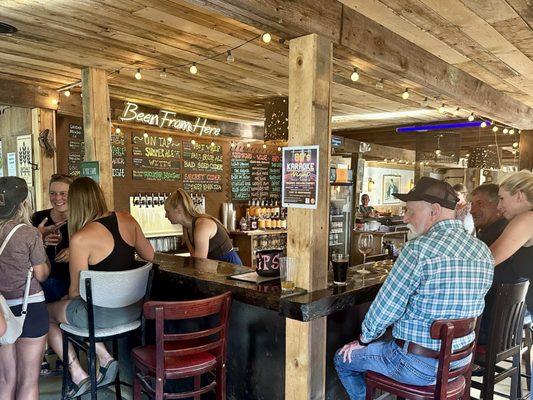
[{"left": 0, "top": 177, "right": 28, "bottom": 218}]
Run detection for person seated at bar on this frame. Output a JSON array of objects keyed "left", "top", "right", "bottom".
[
  {"left": 334, "top": 177, "right": 494, "bottom": 400},
  {"left": 0, "top": 177, "right": 50, "bottom": 400},
  {"left": 0, "top": 310, "right": 5, "bottom": 337},
  {"left": 358, "top": 194, "right": 375, "bottom": 218},
  {"left": 32, "top": 174, "right": 72, "bottom": 303},
  {"left": 164, "top": 189, "right": 242, "bottom": 265},
  {"left": 47, "top": 177, "right": 154, "bottom": 397},
  {"left": 453, "top": 183, "right": 475, "bottom": 235}
]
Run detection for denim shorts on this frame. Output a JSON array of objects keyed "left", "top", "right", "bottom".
[{"left": 65, "top": 299, "right": 142, "bottom": 330}]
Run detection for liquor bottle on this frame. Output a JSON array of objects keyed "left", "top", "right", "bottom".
[
  {"left": 265, "top": 212, "right": 272, "bottom": 230},
  {"left": 280, "top": 211, "right": 287, "bottom": 229},
  {"left": 258, "top": 214, "right": 266, "bottom": 230},
  {"left": 250, "top": 216, "right": 258, "bottom": 230}
]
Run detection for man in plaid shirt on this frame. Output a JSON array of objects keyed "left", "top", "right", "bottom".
[{"left": 335, "top": 177, "right": 494, "bottom": 400}]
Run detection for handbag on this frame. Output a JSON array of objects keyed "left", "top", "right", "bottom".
[{"left": 0, "top": 224, "right": 33, "bottom": 346}]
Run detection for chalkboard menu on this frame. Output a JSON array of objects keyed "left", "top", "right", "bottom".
[
  {"left": 111, "top": 130, "right": 126, "bottom": 178},
  {"left": 68, "top": 124, "right": 84, "bottom": 176},
  {"left": 131, "top": 132, "right": 181, "bottom": 181},
  {"left": 182, "top": 140, "right": 223, "bottom": 192},
  {"left": 231, "top": 148, "right": 282, "bottom": 201}
]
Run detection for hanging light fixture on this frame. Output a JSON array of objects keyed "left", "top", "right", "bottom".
[
  {"left": 402, "top": 88, "right": 410, "bottom": 100},
  {"left": 189, "top": 63, "right": 198, "bottom": 75},
  {"left": 350, "top": 67, "right": 359, "bottom": 82},
  {"left": 375, "top": 78, "right": 384, "bottom": 90},
  {"left": 492, "top": 125, "right": 499, "bottom": 132},
  {"left": 368, "top": 178, "right": 375, "bottom": 192},
  {"left": 480, "top": 121, "right": 488, "bottom": 128},
  {"left": 261, "top": 33, "right": 272, "bottom": 43},
  {"left": 159, "top": 68, "right": 167, "bottom": 78},
  {"left": 115, "top": 127, "right": 121, "bottom": 134},
  {"left": 503, "top": 128, "right": 509, "bottom": 134},
  {"left": 509, "top": 129, "right": 515, "bottom": 135},
  {"left": 226, "top": 50, "right": 234, "bottom": 63},
  {"left": 134, "top": 69, "right": 142, "bottom": 80},
  {"left": 467, "top": 113, "right": 475, "bottom": 122},
  {"left": 63, "top": 90, "right": 71, "bottom": 97},
  {"left": 438, "top": 104, "right": 446, "bottom": 113}
]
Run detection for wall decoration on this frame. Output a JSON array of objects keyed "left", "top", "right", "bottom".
[
  {"left": 7, "top": 152, "right": 16, "bottom": 176},
  {"left": 382, "top": 175, "right": 401, "bottom": 204},
  {"left": 282, "top": 145, "right": 319, "bottom": 209},
  {"left": 16, "top": 135, "right": 33, "bottom": 186}
]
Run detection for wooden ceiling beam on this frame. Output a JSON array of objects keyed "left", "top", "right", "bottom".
[
  {"left": 0, "top": 78, "right": 58, "bottom": 109},
  {"left": 184, "top": 0, "right": 533, "bottom": 129}
]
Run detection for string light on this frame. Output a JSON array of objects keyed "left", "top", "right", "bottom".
[
  {"left": 350, "top": 67, "right": 359, "bottom": 82},
  {"left": 246, "top": 143, "right": 251, "bottom": 148},
  {"left": 115, "top": 127, "right": 121, "bottom": 134},
  {"left": 226, "top": 50, "right": 234, "bottom": 63},
  {"left": 135, "top": 69, "right": 142, "bottom": 80},
  {"left": 143, "top": 132, "right": 148, "bottom": 138},
  {"left": 191, "top": 139, "right": 196, "bottom": 145},
  {"left": 503, "top": 128, "right": 509, "bottom": 134},
  {"left": 262, "top": 144, "right": 267, "bottom": 149},
  {"left": 513, "top": 142, "right": 519, "bottom": 149},
  {"left": 438, "top": 104, "right": 446, "bottom": 113},
  {"left": 509, "top": 129, "right": 515, "bottom": 135},
  {"left": 230, "top": 142, "right": 235, "bottom": 148},
  {"left": 63, "top": 90, "right": 71, "bottom": 97},
  {"left": 421, "top": 97, "right": 429, "bottom": 107},
  {"left": 375, "top": 78, "right": 384, "bottom": 90},
  {"left": 261, "top": 33, "right": 272, "bottom": 43},
  {"left": 492, "top": 125, "right": 499, "bottom": 132},
  {"left": 401, "top": 88, "right": 410, "bottom": 100},
  {"left": 277, "top": 147, "right": 281, "bottom": 151},
  {"left": 159, "top": 68, "right": 167, "bottom": 78},
  {"left": 480, "top": 121, "right": 488, "bottom": 128},
  {"left": 468, "top": 113, "right": 475, "bottom": 122},
  {"left": 189, "top": 63, "right": 198, "bottom": 75},
  {"left": 453, "top": 107, "right": 460, "bottom": 116}
]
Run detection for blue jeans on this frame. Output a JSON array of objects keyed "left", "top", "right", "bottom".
[{"left": 334, "top": 340, "right": 469, "bottom": 400}]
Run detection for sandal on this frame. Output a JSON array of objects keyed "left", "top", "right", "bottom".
[
  {"left": 67, "top": 376, "right": 91, "bottom": 398},
  {"left": 97, "top": 359, "right": 118, "bottom": 387}
]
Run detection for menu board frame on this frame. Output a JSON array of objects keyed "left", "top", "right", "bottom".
[{"left": 282, "top": 145, "right": 319, "bottom": 209}]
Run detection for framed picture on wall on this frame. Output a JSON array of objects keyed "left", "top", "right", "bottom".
[{"left": 383, "top": 175, "right": 401, "bottom": 204}]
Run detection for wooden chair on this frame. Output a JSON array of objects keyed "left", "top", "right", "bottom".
[
  {"left": 132, "top": 291, "right": 232, "bottom": 400},
  {"left": 472, "top": 280, "right": 529, "bottom": 400},
  {"left": 60, "top": 262, "right": 153, "bottom": 400},
  {"left": 365, "top": 316, "right": 480, "bottom": 400}
]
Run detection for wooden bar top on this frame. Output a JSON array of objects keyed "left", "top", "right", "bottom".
[
  {"left": 229, "top": 229, "right": 287, "bottom": 236},
  {"left": 153, "top": 253, "right": 386, "bottom": 321}
]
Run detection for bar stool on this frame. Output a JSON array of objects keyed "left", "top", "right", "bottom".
[
  {"left": 365, "top": 316, "right": 479, "bottom": 400},
  {"left": 60, "top": 262, "right": 153, "bottom": 400},
  {"left": 132, "top": 291, "right": 232, "bottom": 400},
  {"left": 472, "top": 280, "right": 529, "bottom": 400}
]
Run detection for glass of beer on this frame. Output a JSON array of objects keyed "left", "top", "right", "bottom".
[
  {"left": 280, "top": 257, "right": 296, "bottom": 292},
  {"left": 332, "top": 253, "right": 349, "bottom": 285}
]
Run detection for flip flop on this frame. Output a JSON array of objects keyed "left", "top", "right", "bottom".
[
  {"left": 97, "top": 359, "right": 118, "bottom": 387},
  {"left": 67, "top": 376, "right": 91, "bottom": 398}
]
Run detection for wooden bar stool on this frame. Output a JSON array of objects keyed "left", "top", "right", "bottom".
[
  {"left": 472, "top": 280, "right": 529, "bottom": 400},
  {"left": 365, "top": 316, "right": 480, "bottom": 400},
  {"left": 132, "top": 292, "right": 232, "bottom": 400}
]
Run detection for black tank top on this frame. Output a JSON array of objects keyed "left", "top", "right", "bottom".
[
  {"left": 190, "top": 217, "right": 233, "bottom": 260},
  {"left": 89, "top": 212, "right": 136, "bottom": 272},
  {"left": 509, "top": 245, "right": 533, "bottom": 310}
]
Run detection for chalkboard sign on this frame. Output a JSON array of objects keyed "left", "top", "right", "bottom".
[
  {"left": 231, "top": 148, "right": 282, "bottom": 201},
  {"left": 68, "top": 124, "right": 84, "bottom": 176},
  {"left": 131, "top": 132, "right": 181, "bottom": 182},
  {"left": 182, "top": 140, "right": 223, "bottom": 192},
  {"left": 111, "top": 130, "right": 126, "bottom": 178}
]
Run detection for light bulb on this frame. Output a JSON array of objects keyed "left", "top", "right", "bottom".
[
  {"left": 509, "top": 129, "right": 515, "bottom": 135},
  {"left": 262, "top": 33, "right": 272, "bottom": 43},
  {"left": 226, "top": 50, "right": 234, "bottom": 63},
  {"left": 492, "top": 126, "right": 499, "bottom": 132},
  {"left": 168, "top": 137, "right": 173, "bottom": 143},
  {"left": 115, "top": 127, "right": 121, "bottom": 134},
  {"left": 439, "top": 104, "right": 446, "bottom": 113},
  {"left": 519, "top": 130, "right": 522, "bottom": 134},
  {"left": 350, "top": 68, "right": 359, "bottom": 82},
  {"left": 143, "top": 132, "right": 148, "bottom": 138},
  {"left": 246, "top": 143, "right": 251, "bottom": 148},
  {"left": 419, "top": 161, "right": 424, "bottom": 166},
  {"left": 64, "top": 90, "right": 71, "bottom": 97},
  {"left": 503, "top": 128, "right": 509, "bottom": 134},
  {"left": 191, "top": 139, "right": 196, "bottom": 145},
  {"left": 375, "top": 79, "right": 384, "bottom": 90},
  {"left": 513, "top": 142, "right": 519, "bottom": 149},
  {"left": 210, "top": 141, "right": 215, "bottom": 146},
  {"left": 435, "top": 149, "right": 441, "bottom": 156},
  {"left": 190, "top": 63, "right": 198, "bottom": 75},
  {"left": 466, "top": 153, "right": 470, "bottom": 157},
  {"left": 262, "top": 144, "right": 267, "bottom": 149},
  {"left": 468, "top": 113, "right": 475, "bottom": 122},
  {"left": 135, "top": 69, "right": 142, "bottom": 80},
  {"left": 230, "top": 142, "right": 235, "bottom": 148},
  {"left": 160, "top": 68, "right": 167, "bottom": 78},
  {"left": 277, "top": 147, "right": 281, "bottom": 151},
  {"left": 401, "top": 88, "right": 409, "bottom": 100},
  {"left": 480, "top": 121, "right": 487, "bottom": 128}
]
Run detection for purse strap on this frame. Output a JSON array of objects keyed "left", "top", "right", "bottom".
[{"left": 0, "top": 224, "right": 32, "bottom": 314}]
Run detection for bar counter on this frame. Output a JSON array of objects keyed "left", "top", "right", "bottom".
[{"left": 150, "top": 253, "right": 387, "bottom": 400}]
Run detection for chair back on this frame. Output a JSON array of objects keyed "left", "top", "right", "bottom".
[
  {"left": 430, "top": 316, "right": 480, "bottom": 399},
  {"left": 485, "top": 280, "right": 529, "bottom": 356},
  {"left": 142, "top": 292, "right": 232, "bottom": 374},
  {"left": 80, "top": 262, "right": 153, "bottom": 308}
]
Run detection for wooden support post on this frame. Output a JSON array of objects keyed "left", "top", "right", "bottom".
[
  {"left": 519, "top": 131, "right": 533, "bottom": 171},
  {"left": 286, "top": 34, "right": 332, "bottom": 400},
  {"left": 81, "top": 67, "right": 114, "bottom": 208},
  {"left": 31, "top": 109, "right": 56, "bottom": 210}
]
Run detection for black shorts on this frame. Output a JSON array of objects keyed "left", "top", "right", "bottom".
[{"left": 9, "top": 301, "right": 49, "bottom": 338}]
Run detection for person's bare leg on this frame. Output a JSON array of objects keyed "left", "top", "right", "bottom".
[
  {"left": 47, "top": 300, "right": 88, "bottom": 384},
  {"left": 15, "top": 335, "right": 47, "bottom": 400},
  {"left": 0, "top": 343, "right": 16, "bottom": 400}
]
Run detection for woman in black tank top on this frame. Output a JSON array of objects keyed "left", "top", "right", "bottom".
[
  {"left": 46, "top": 177, "right": 154, "bottom": 397},
  {"left": 164, "top": 189, "right": 242, "bottom": 265}
]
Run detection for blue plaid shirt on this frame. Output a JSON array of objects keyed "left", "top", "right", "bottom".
[{"left": 360, "top": 219, "right": 494, "bottom": 351}]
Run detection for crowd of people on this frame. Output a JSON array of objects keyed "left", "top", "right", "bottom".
[{"left": 0, "top": 174, "right": 236, "bottom": 399}]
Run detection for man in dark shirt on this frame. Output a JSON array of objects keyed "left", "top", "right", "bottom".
[{"left": 471, "top": 183, "right": 514, "bottom": 344}]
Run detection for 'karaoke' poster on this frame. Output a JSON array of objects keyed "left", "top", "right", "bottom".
[{"left": 282, "top": 145, "right": 319, "bottom": 209}]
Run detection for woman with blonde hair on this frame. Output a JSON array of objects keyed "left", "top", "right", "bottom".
[
  {"left": 165, "top": 189, "right": 242, "bottom": 264},
  {"left": 0, "top": 177, "right": 50, "bottom": 400},
  {"left": 47, "top": 177, "right": 154, "bottom": 397},
  {"left": 453, "top": 183, "right": 475, "bottom": 235}
]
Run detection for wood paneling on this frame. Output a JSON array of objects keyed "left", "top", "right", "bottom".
[
  {"left": 31, "top": 108, "right": 56, "bottom": 210},
  {"left": 519, "top": 131, "right": 533, "bottom": 171}
]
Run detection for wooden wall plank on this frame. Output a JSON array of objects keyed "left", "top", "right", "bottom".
[
  {"left": 519, "top": 131, "right": 533, "bottom": 171},
  {"left": 31, "top": 108, "right": 56, "bottom": 210}
]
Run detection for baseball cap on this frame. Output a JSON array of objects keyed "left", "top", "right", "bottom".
[
  {"left": 0, "top": 177, "right": 28, "bottom": 218},
  {"left": 393, "top": 177, "right": 458, "bottom": 210}
]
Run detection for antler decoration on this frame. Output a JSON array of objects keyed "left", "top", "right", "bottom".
[{"left": 38, "top": 129, "right": 55, "bottom": 158}]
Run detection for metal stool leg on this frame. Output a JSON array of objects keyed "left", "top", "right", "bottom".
[
  {"left": 61, "top": 332, "right": 69, "bottom": 400},
  {"left": 88, "top": 337, "right": 98, "bottom": 400},
  {"left": 112, "top": 339, "right": 122, "bottom": 400}
]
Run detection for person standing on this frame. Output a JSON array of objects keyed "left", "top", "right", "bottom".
[
  {"left": 164, "top": 189, "right": 242, "bottom": 265},
  {"left": 453, "top": 183, "right": 475, "bottom": 235},
  {"left": 334, "top": 177, "right": 493, "bottom": 400},
  {"left": 358, "top": 194, "right": 375, "bottom": 217},
  {"left": 0, "top": 177, "right": 50, "bottom": 400}
]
